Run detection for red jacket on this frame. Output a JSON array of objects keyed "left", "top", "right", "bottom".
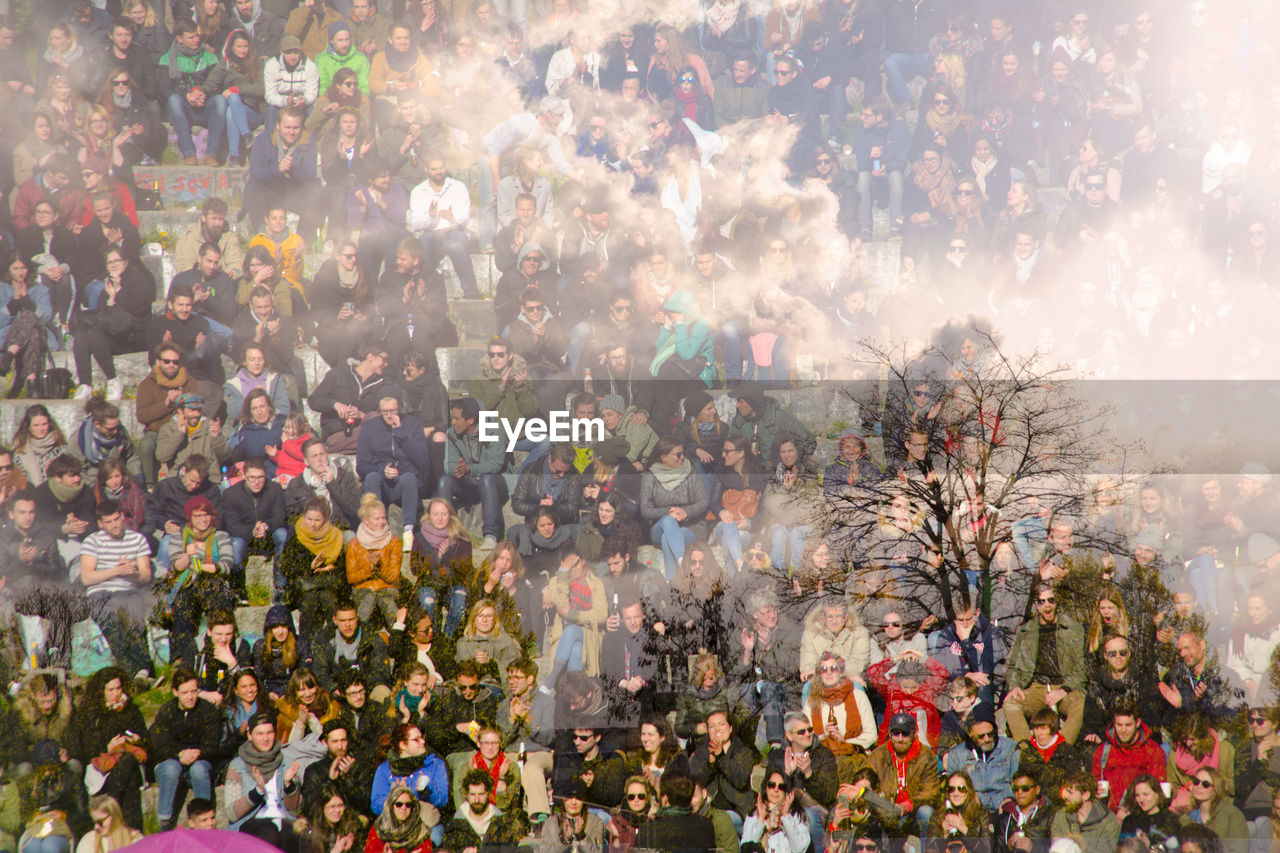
[
  {"left": 11, "top": 176, "right": 80, "bottom": 231},
  {"left": 75, "top": 179, "right": 140, "bottom": 228},
  {"left": 1091, "top": 721, "right": 1166, "bottom": 811},
  {"left": 866, "top": 657, "right": 949, "bottom": 748}
]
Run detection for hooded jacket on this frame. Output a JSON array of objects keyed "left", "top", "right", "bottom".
[
  {"left": 651, "top": 290, "right": 715, "bottom": 387},
  {"left": 263, "top": 48, "right": 318, "bottom": 106},
  {"left": 494, "top": 241, "right": 552, "bottom": 332},
  {"left": 468, "top": 351, "right": 539, "bottom": 430},
  {"left": 728, "top": 390, "right": 817, "bottom": 464},
  {"left": 1016, "top": 733, "right": 1085, "bottom": 806},
  {"left": 866, "top": 656, "right": 949, "bottom": 747},
  {"left": 252, "top": 604, "right": 308, "bottom": 696},
  {"left": 230, "top": 0, "right": 286, "bottom": 59},
  {"left": 992, "top": 796, "right": 1052, "bottom": 853},
  {"left": 506, "top": 303, "right": 568, "bottom": 371},
  {"left": 605, "top": 405, "right": 659, "bottom": 465},
  {"left": 315, "top": 38, "right": 370, "bottom": 95},
  {"left": 1090, "top": 720, "right": 1166, "bottom": 812}
]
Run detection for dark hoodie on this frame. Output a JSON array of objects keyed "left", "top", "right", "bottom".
[
  {"left": 992, "top": 795, "right": 1052, "bottom": 853},
  {"left": 253, "top": 604, "right": 309, "bottom": 696}
]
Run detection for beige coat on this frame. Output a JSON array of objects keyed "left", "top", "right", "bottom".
[{"left": 543, "top": 572, "right": 607, "bottom": 677}]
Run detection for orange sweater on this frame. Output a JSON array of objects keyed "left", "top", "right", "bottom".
[{"left": 346, "top": 536, "right": 403, "bottom": 589}]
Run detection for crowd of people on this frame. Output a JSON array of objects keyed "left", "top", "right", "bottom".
[{"left": 0, "top": 0, "right": 1275, "bottom": 850}]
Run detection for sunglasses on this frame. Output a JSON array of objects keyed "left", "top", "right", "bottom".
[
  {"left": 1105, "top": 649, "right": 1130, "bottom": 658},
  {"left": 948, "top": 784, "right": 969, "bottom": 793},
  {"left": 488, "top": 351, "right": 508, "bottom": 358},
  {"left": 855, "top": 845, "right": 879, "bottom": 852},
  {"left": 340, "top": 252, "right": 357, "bottom": 259},
  {"left": 612, "top": 303, "right": 632, "bottom": 312},
  {"left": 93, "top": 818, "right": 109, "bottom": 828},
  {"left": 626, "top": 793, "right": 648, "bottom": 801},
  {"left": 954, "top": 189, "right": 973, "bottom": 196},
  {"left": 1249, "top": 714, "right": 1270, "bottom": 723},
  {"left": 766, "top": 781, "right": 786, "bottom": 790},
  {"left": 934, "top": 97, "right": 951, "bottom": 104},
  {"left": 1194, "top": 779, "right": 1214, "bottom": 789},
  {"left": 815, "top": 157, "right": 833, "bottom": 164},
  {"left": 678, "top": 75, "right": 696, "bottom": 83},
  {"left": 819, "top": 664, "right": 841, "bottom": 673},
  {"left": 522, "top": 305, "right": 544, "bottom": 313},
  {"left": 948, "top": 245, "right": 969, "bottom": 253},
  {"left": 1037, "top": 596, "right": 1056, "bottom": 605},
  {"left": 393, "top": 800, "right": 415, "bottom": 809},
  {"left": 158, "top": 357, "right": 181, "bottom": 365},
  {"left": 1011, "top": 784, "right": 1037, "bottom": 792},
  {"left": 1085, "top": 184, "right": 1106, "bottom": 191},
  {"left": 791, "top": 726, "right": 813, "bottom": 735},
  {"left": 339, "top": 80, "right": 356, "bottom": 86},
  {"left": 883, "top": 621, "right": 901, "bottom": 627},
  {"left": 573, "top": 733, "right": 595, "bottom": 741}
]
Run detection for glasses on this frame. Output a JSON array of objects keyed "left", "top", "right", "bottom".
[
  {"left": 341, "top": 252, "right": 357, "bottom": 259},
  {"left": 393, "top": 800, "right": 415, "bottom": 809},
  {"left": 339, "top": 80, "right": 356, "bottom": 86},
  {"left": 855, "top": 845, "right": 879, "bottom": 852},
  {"left": 522, "top": 304, "right": 544, "bottom": 314},
  {"left": 948, "top": 245, "right": 969, "bottom": 253},
  {"left": 819, "top": 664, "right": 841, "bottom": 673},
  {"left": 883, "top": 620, "right": 901, "bottom": 627},
  {"left": 765, "top": 781, "right": 786, "bottom": 790},
  {"left": 777, "top": 68, "right": 795, "bottom": 76},
  {"left": 626, "top": 793, "right": 648, "bottom": 801},
  {"left": 1104, "top": 649, "right": 1130, "bottom": 658},
  {"left": 158, "top": 357, "right": 180, "bottom": 365},
  {"left": 612, "top": 303, "right": 632, "bottom": 312},
  {"left": 1194, "top": 779, "right": 1214, "bottom": 789},
  {"left": 573, "top": 733, "right": 595, "bottom": 741},
  {"left": 458, "top": 682, "right": 479, "bottom": 693},
  {"left": 934, "top": 97, "right": 951, "bottom": 104},
  {"left": 791, "top": 726, "right": 813, "bottom": 735},
  {"left": 948, "top": 784, "right": 970, "bottom": 793},
  {"left": 1011, "top": 784, "right": 1037, "bottom": 792},
  {"left": 648, "top": 120, "right": 662, "bottom": 129},
  {"left": 1037, "top": 596, "right": 1056, "bottom": 605},
  {"left": 1250, "top": 228, "right": 1267, "bottom": 236},
  {"left": 1085, "top": 183, "right": 1106, "bottom": 191},
  {"left": 93, "top": 818, "right": 109, "bottom": 828},
  {"left": 678, "top": 75, "right": 696, "bottom": 83},
  {"left": 1072, "top": 17, "right": 1088, "bottom": 25},
  {"left": 1249, "top": 714, "right": 1269, "bottom": 723},
  {"left": 670, "top": 451, "right": 684, "bottom": 459},
  {"left": 815, "top": 157, "right": 833, "bottom": 165},
  {"left": 523, "top": 255, "right": 544, "bottom": 263},
  {"left": 107, "top": 257, "right": 127, "bottom": 265},
  {"left": 972, "top": 730, "right": 996, "bottom": 741},
  {"left": 488, "top": 350, "right": 508, "bottom": 358}
]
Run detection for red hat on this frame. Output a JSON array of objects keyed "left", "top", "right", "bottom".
[{"left": 183, "top": 496, "right": 217, "bottom": 521}]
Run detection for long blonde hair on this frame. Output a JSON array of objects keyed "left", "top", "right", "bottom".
[
  {"left": 123, "top": 0, "right": 159, "bottom": 28},
  {"left": 934, "top": 50, "right": 967, "bottom": 104},
  {"left": 88, "top": 794, "right": 135, "bottom": 851},
  {"left": 424, "top": 497, "right": 470, "bottom": 543},
  {"left": 463, "top": 597, "right": 500, "bottom": 639},
  {"left": 1086, "top": 585, "right": 1131, "bottom": 653}
]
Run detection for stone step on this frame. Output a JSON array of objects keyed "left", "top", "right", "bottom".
[
  {"left": 435, "top": 344, "right": 488, "bottom": 391},
  {"left": 133, "top": 164, "right": 248, "bottom": 208},
  {"left": 450, "top": 298, "right": 495, "bottom": 343},
  {"left": 235, "top": 604, "right": 270, "bottom": 641}
]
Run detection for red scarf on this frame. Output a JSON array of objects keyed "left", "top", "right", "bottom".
[
  {"left": 891, "top": 739, "right": 921, "bottom": 806},
  {"left": 474, "top": 751, "right": 507, "bottom": 802},
  {"left": 675, "top": 86, "right": 698, "bottom": 120},
  {"left": 1031, "top": 733, "right": 1065, "bottom": 763}
]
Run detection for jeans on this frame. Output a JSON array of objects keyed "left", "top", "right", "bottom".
[
  {"left": 770, "top": 524, "right": 811, "bottom": 569},
  {"left": 746, "top": 335, "right": 789, "bottom": 387},
  {"left": 719, "top": 320, "right": 744, "bottom": 381},
  {"left": 883, "top": 52, "right": 930, "bottom": 104},
  {"left": 856, "top": 170, "right": 905, "bottom": 231},
  {"left": 916, "top": 804, "right": 935, "bottom": 849},
  {"left": 364, "top": 471, "right": 422, "bottom": 529},
  {"left": 437, "top": 473, "right": 508, "bottom": 539},
  {"left": 155, "top": 758, "right": 212, "bottom": 820},
  {"left": 651, "top": 515, "right": 696, "bottom": 579},
  {"left": 567, "top": 321, "right": 592, "bottom": 374},
  {"left": 167, "top": 92, "right": 228, "bottom": 158},
  {"left": 713, "top": 520, "right": 750, "bottom": 567},
  {"left": 21, "top": 839, "right": 69, "bottom": 853},
  {"left": 88, "top": 590, "right": 151, "bottom": 676},
  {"left": 493, "top": 0, "right": 527, "bottom": 29},
  {"left": 551, "top": 623, "right": 585, "bottom": 675},
  {"left": 1188, "top": 553, "right": 1219, "bottom": 616},
  {"left": 738, "top": 679, "right": 790, "bottom": 745},
  {"left": 230, "top": 528, "right": 290, "bottom": 567},
  {"left": 420, "top": 229, "right": 479, "bottom": 297},
  {"left": 224, "top": 93, "right": 263, "bottom": 157}
]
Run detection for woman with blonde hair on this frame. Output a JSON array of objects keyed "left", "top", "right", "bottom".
[
  {"left": 347, "top": 493, "right": 403, "bottom": 631},
  {"left": 923, "top": 50, "right": 966, "bottom": 116},
  {"left": 1186, "top": 767, "right": 1248, "bottom": 853},
  {"left": 647, "top": 25, "right": 712, "bottom": 101},
  {"left": 75, "top": 794, "right": 141, "bottom": 853},
  {"left": 411, "top": 496, "right": 473, "bottom": 637},
  {"left": 456, "top": 597, "right": 522, "bottom": 682},
  {"left": 80, "top": 105, "right": 123, "bottom": 171},
  {"left": 1085, "top": 584, "right": 1131, "bottom": 654},
  {"left": 674, "top": 651, "right": 738, "bottom": 739},
  {"left": 467, "top": 541, "right": 537, "bottom": 645}
]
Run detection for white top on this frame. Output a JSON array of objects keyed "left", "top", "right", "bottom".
[{"left": 408, "top": 177, "right": 472, "bottom": 232}]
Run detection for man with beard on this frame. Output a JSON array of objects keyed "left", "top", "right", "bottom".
[
  {"left": 148, "top": 285, "right": 227, "bottom": 384},
  {"left": 170, "top": 243, "right": 238, "bottom": 328},
  {"left": 174, "top": 198, "right": 245, "bottom": 276},
  {"left": 559, "top": 197, "right": 633, "bottom": 291},
  {"left": 494, "top": 242, "right": 554, "bottom": 333},
  {"left": 1159, "top": 627, "right": 1240, "bottom": 724},
  {"left": 496, "top": 657, "right": 555, "bottom": 820},
  {"left": 1089, "top": 699, "right": 1165, "bottom": 813},
  {"left": 302, "top": 720, "right": 369, "bottom": 816},
  {"left": 243, "top": 106, "right": 324, "bottom": 241},
  {"left": 1081, "top": 633, "right": 1162, "bottom": 744},
  {"left": 943, "top": 704, "right": 1020, "bottom": 813},
  {"left": 1050, "top": 771, "right": 1118, "bottom": 853},
  {"left": 408, "top": 155, "right": 479, "bottom": 299},
  {"left": 308, "top": 343, "right": 396, "bottom": 453},
  {"left": 766, "top": 710, "right": 838, "bottom": 852},
  {"left": 136, "top": 344, "right": 219, "bottom": 490},
  {"left": 867, "top": 712, "right": 940, "bottom": 839},
  {"left": 156, "top": 393, "right": 231, "bottom": 484},
  {"left": 496, "top": 192, "right": 557, "bottom": 277},
  {"left": 441, "top": 770, "right": 528, "bottom": 849},
  {"left": 1003, "top": 579, "right": 1087, "bottom": 745},
  {"left": 991, "top": 769, "right": 1052, "bottom": 853},
  {"left": 599, "top": 599, "right": 660, "bottom": 725},
  {"left": 34, "top": 455, "right": 97, "bottom": 545}
]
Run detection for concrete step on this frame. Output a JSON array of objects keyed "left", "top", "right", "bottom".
[
  {"left": 450, "top": 298, "right": 495, "bottom": 343},
  {"left": 435, "top": 344, "right": 488, "bottom": 391},
  {"left": 235, "top": 604, "right": 270, "bottom": 641},
  {"left": 133, "top": 164, "right": 248, "bottom": 208}
]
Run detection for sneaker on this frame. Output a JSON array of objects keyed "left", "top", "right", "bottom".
[
  {"left": 133, "top": 670, "right": 152, "bottom": 693},
  {"left": 402, "top": 525, "right": 414, "bottom": 551},
  {"left": 106, "top": 377, "right": 123, "bottom": 401},
  {"left": 72, "top": 384, "right": 92, "bottom": 401},
  {"left": 200, "top": 155, "right": 220, "bottom": 167},
  {"left": 480, "top": 534, "right": 498, "bottom": 550},
  {"left": 181, "top": 155, "right": 197, "bottom": 165}
]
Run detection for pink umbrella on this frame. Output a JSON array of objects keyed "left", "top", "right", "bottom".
[{"left": 123, "top": 828, "right": 283, "bottom": 852}]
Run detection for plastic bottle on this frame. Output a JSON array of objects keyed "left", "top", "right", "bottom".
[
  {"left": 406, "top": 313, "right": 415, "bottom": 339},
  {"left": 583, "top": 367, "right": 593, "bottom": 394}
]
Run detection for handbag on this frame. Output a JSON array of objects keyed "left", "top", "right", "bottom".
[
  {"left": 29, "top": 352, "right": 73, "bottom": 399},
  {"left": 719, "top": 488, "right": 760, "bottom": 522}
]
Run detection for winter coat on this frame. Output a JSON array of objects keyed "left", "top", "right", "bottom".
[
  {"left": 728, "top": 392, "right": 816, "bottom": 464},
  {"left": 224, "top": 753, "right": 302, "bottom": 830},
  {"left": 544, "top": 571, "right": 607, "bottom": 677},
  {"left": 140, "top": 476, "right": 222, "bottom": 541},
  {"left": 441, "top": 427, "right": 507, "bottom": 478},
  {"left": 263, "top": 52, "right": 318, "bottom": 107},
  {"left": 1236, "top": 737, "right": 1280, "bottom": 819},
  {"left": 355, "top": 413, "right": 433, "bottom": 483},
  {"left": 866, "top": 656, "right": 950, "bottom": 747},
  {"left": 868, "top": 740, "right": 940, "bottom": 812},
  {"left": 311, "top": 625, "right": 393, "bottom": 694},
  {"left": 1004, "top": 614, "right": 1086, "bottom": 692},
  {"left": 468, "top": 352, "right": 539, "bottom": 429},
  {"left": 1016, "top": 735, "right": 1085, "bottom": 806},
  {"left": 147, "top": 697, "right": 221, "bottom": 762},
  {"left": 156, "top": 415, "right": 232, "bottom": 483},
  {"left": 284, "top": 464, "right": 363, "bottom": 529},
  {"left": 639, "top": 465, "right": 709, "bottom": 525},
  {"left": 309, "top": 361, "right": 397, "bottom": 440},
  {"left": 944, "top": 735, "right": 1021, "bottom": 813},
  {"left": 1227, "top": 618, "right": 1280, "bottom": 697},
  {"left": 930, "top": 616, "right": 1003, "bottom": 682},
  {"left": 511, "top": 457, "right": 584, "bottom": 526},
  {"left": 1049, "top": 801, "right": 1118, "bottom": 853},
  {"left": 799, "top": 603, "right": 873, "bottom": 680},
  {"left": 689, "top": 736, "right": 757, "bottom": 816},
  {"left": 222, "top": 479, "right": 287, "bottom": 542},
  {"left": 370, "top": 753, "right": 448, "bottom": 815},
  {"left": 992, "top": 798, "right": 1052, "bottom": 853},
  {"left": 65, "top": 700, "right": 149, "bottom": 768},
  {"left": 16, "top": 685, "right": 73, "bottom": 756}
]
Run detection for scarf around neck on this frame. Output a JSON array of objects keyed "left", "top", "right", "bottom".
[
  {"left": 154, "top": 363, "right": 190, "bottom": 388},
  {"left": 295, "top": 515, "right": 344, "bottom": 565},
  {"left": 384, "top": 40, "right": 420, "bottom": 73},
  {"left": 970, "top": 155, "right": 996, "bottom": 194},
  {"left": 419, "top": 520, "right": 452, "bottom": 553},
  {"left": 238, "top": 737, "right": 283, "bottom": 778},
  {"left": 914, "top": 158, "right": 957, "bottom": 214},
  {"left": 650, "top": 458, "right": 693, "bottom": 491},
  {"left": 47, "top": 476, "right": 83, "bottom": 504},
  {"left": 44, "top": 42, "right": 84, "bottom": 67},
  {"left": 357, "top": 520, "right": 393, "bottom": 550},
  {"left": 167, "top": 37, "right": 204, "bottom": 80},
  {"left": 925, "top": 107, "right": 962, "bottom": 138}
]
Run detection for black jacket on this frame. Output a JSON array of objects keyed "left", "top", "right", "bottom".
[
  {"left": 511, "top": 456, "right": 584, "bottom": 525},
  {"left": 310, "top": 626, "right": 393, "bottom": 694},
  {"left": 147, "top": 697, "right": 221, "bottom": 762},
  {"left": 765, "top": 740, "right": 840, "bottom": 808},
  {"left": 688, "top": 736, "right": 757, "bottom": 816},
  {"left": 222, "top": 479, "right": 287, "bottom": 541},
  {"left": 141, "top": 476, "right": 222, "bottom": 541},
  {"left": 33, "top": 481, "right": 98, "bottom": 542},
  {"left": 66, "top": 701, "right": 150, "bottom": 766},
  {"left": 636, "top": 809, "right": 718, "bottom": 852},
  {"left": 308, "top": 361, "right": 399, "bottom": 439},
  {"left": 0, "top": 522, "right": 66, "bottom": 587},
  {"left": 284, "top": 464, "right": 362, "bottom": 528},
  {"left": 230, "top": 307, "right": 296, "bottom": 373}
]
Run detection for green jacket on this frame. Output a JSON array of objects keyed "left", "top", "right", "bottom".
[
  {"left": 443, "top": 427, "right": 507, "bottom": 476},
  {"left": 728, "top": 393, "right": 816, "bottom": 464},
  {"left": 610, "top": 406, "right": 659, "bottom": 463},
  {"left": 1005, "top": 613, "right": 1086, "bottom": 692},
  {"left": 469, "top": 353, "right": 539, "bottom": 428},
  {"left": 1049, "top": 800, "right": 1118, "bottom": 853},
  {"left": 315, "top": 46, "right": 370, "bottom": 95}
]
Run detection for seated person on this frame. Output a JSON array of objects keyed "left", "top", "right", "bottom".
[
  {"left": 140, "top": 454, "right": 223, "bottom": 559},
  {"left": 147, "top": 283, "right": 229, "bottom": 384},
  {"left": 284, "top": 438, "right": 362, "bottom": 530},
  {"left": 224, "top": 343, "right": 292, "bottom": 423},
  {"left": 438, "top": 397, "right": 508, "bottom": 551},
  {"left": 157, "top": 495, "right": 235, "bottom": 668},
  {"left": 356, "top": 395, "right": 432, "bottom": 536},
  {"left": 279, "top": 497, "right": 349, "bottom": 640},
  {"left": 147, "top": 668, "right": 220, "bottom": 831},
  {"left": 34, "top": 454, "right": 97, "bottom": 544},
  {"left": 508, "top": 442, "right": 583, "bottom": 553},
  {"left": 246, "top": 206, "right": 308, "bottom": 309},
  {"left": 688, "top": 709, "right": 757, "bottom": 827},
  {"left": 942, "top": 704, "right": 1020, "bottom": 814},
  {"left": 309, "top": 342, "right": 397, "bottom": 454},
  {"left": 244, "top": 106, "right": 325, "bottom": 242},
  {"left": 135, "top": 342, "right": 223, "bottom": 489},
  {"left": 345, "top": 494, "right": 403, "bottom": 632},
  {"left": 230, "top": 283, "right": 305, "bottom": 401},
  {"left": 312, "top": 598, "right": 394, "bottom": 701},
  {"left": 157, "top": 19, "right": 225, "bottom": 166},
  {"left": 70, "top": 245, "right": 155, "bottom": 402},
  {"left": 156, "top": 392, "right": 232, "bottom": 484},
  {"left": 172, "top": 198, "right": 246, "bottom": 280},
  {"left": 79, "top": 498, "right": 153, "bottom": 679},
  {"left": 223, "top": 456, "right": 289, "bottom": 593}
]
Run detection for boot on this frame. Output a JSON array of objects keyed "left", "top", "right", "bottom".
[{"left": 0, "top": 349, "right": 14, "bottom": 376}]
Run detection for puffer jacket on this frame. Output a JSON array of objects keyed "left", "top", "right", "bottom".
[
  {"left": 798, "top": 602, "right": 873, "bottom": 680},
  {"left": 263, "top": 52, "right": 318, "bottom": 107}
]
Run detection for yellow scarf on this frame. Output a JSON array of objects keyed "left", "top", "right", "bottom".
[
  {"left": 294, "top": 515, "right": 344, "bottom": 565},
  {"left": 154, "top": 363, "right": 190, "bottom": 389}
]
